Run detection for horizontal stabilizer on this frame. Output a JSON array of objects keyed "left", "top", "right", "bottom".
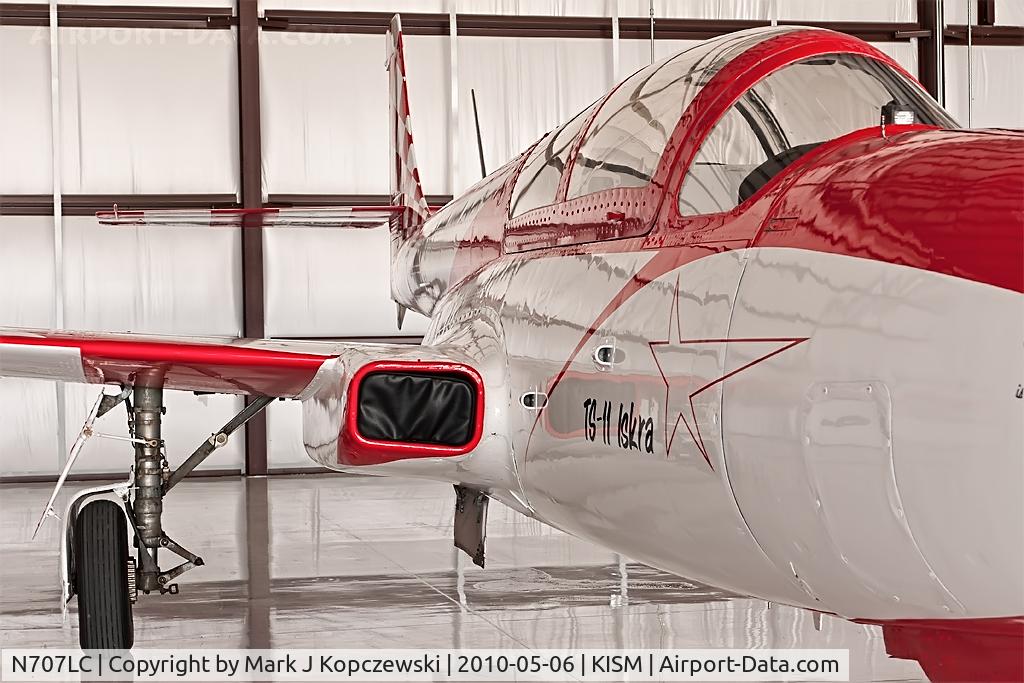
[{"left": 95, "top": 206, "right": 406, "bottom": 228}]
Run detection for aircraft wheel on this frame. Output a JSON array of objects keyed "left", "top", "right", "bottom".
[{"left": 75, "top": 500, "right": 134, "bottom": 649}]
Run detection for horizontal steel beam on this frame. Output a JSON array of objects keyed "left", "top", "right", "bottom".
[
  {"left": 777, "top": 20, "right": 924, "bottom": 42},
  {"left": 260, "top": 10, "right": 929, "bottom": 42},
  {"left": 0, "top": 192, "right": 458, "bottom": 217},
  {"left": 944, "top": 25, "right": 1024, "bottom": 46},
  {"left": 0, "top": 193, "right": 238, "bottom": 216},
  {"left": 0, "top": 3, "right": 233, "bottom": 29}
]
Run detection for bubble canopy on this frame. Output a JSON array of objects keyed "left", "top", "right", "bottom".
[
  {"left": 566, "top": 27, "right": 803, "bottom": 200},
  {"left": 677, "top": 52, "right": 956, "bottom": 216},
  {"left": 508, "top": 27, "right": 951, "bottom": 220}
]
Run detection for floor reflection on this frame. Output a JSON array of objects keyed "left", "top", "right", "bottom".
[{"left": 0, "top": 474, "right": 926, "bottom": 681}]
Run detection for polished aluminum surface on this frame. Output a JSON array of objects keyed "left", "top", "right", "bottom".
[{"left": 0, "top": 474, "right": 925, "bottom": 682}]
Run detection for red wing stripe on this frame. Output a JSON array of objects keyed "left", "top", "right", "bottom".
[
  {"left": 0, "top": 335, "right": 333, "bottom": 398},
  {"left": 0, "top": 335, "right": 330, "bottom": 367}
]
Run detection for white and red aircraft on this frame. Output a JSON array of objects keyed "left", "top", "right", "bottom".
[{"left": 1, "top": 16, "right": 1021, "bottom": 681}]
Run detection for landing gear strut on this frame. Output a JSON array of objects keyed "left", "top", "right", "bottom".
[
  {"left": 125, "top": 380, "right": 207, "bottom": 597},
  {"left": 52, "top": 381, "right": 273, "bottom": 649}
]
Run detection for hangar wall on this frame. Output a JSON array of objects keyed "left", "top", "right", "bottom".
[
  {"left": 0, "top": 21, "right": 249, "bottom": 476},
  {"left": 1, "top": 1, "right": 1021, "bottom": 477}
]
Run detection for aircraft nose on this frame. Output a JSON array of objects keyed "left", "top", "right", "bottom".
[
  {"left": 913, "top": 131, "right": 1024, "bottom": 601},
  {"left": 737, "top": 127, "right": 1023, "bottom": 618},
  {"left": 900, "top": 130, "right": 1024, "bottom": 293},
  {"left": 764, "top": 129, "right": 1023, "bottom": 293},
  {"left": 889, "top": 192, "right": 1024, "bottom": 616}
]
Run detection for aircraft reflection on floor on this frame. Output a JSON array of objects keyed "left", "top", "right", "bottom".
[{"left": 0, "top": 474, "right": 925, "bottom": 682}]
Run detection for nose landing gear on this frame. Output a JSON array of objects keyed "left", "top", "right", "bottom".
[{"left": 50, "top": 381, "right": 273, "bottom": 649}]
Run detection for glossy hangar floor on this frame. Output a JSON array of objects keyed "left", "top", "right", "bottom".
[{"left": 1, "top": 475, "right": 925, "bottom": 682}]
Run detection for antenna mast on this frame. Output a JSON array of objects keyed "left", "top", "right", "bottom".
[{"left": 471, "top": 89, "right": 487, "bottom": 178}]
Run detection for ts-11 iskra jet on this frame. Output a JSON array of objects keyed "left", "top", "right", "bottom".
[{"left": 1, "top": 16, "right": 1021, "bottom": 681}]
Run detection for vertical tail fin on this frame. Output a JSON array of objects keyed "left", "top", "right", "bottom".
[
  {"left": 387, "top": 15, "right": 429, "bottom": 328},
  {"left": 387, "top": 15, "right": 430, "bottom": 229}
]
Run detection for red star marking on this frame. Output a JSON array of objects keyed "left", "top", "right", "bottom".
[{"left": 649, "top": 275, "right": 808, "bottom": 471}]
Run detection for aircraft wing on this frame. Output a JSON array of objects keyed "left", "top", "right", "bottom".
[
  {"left": 1, "top": 327, "right": 486, "bottom": 469},
  {"left": 0, "top": 328, "right": 360, "bottom": 398}
]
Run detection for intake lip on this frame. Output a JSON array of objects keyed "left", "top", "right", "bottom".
[{"left": 339, "top": 359, "right": 486, "bottom": 466}]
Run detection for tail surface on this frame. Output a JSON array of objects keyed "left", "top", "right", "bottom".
[
  {"left": 387, "top": 14, "right": 430, "bottom": 229},
  {"left": 97, "top": 14, "right": 434, "bottom": 331},
  {"left": 386, "top": 15, "right": 430, "bottom": 325}
]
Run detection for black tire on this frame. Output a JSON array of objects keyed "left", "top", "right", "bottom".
[{"left": 75, "top": 500, "right": 134, "bottom": 649}]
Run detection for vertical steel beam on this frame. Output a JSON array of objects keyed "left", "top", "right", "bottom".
[
  {"left": 244, "top": 476, "right": 271, "bottom": 647},
  {"left": 448, "top": 2, "right": 459, "bottom": 195},
  {"left": 966, "top": 0, "right": 973, "bottom": 127},
  {"left": 917, "top": 0, "right": 945, "bottom": 104},
  {"left": 47, "top": 1, "right": 63, "bottom": 330},
  {"left": 237, "top": 0, "right": 268, "bottom": 475},
  {"left": 235, "top": 5, "right": 272, "bottom": 634},
  {"left": 611, "top": 1, "right": 619, "bottom": 84},
  {"left": 978, "top": 0, "right": 995, "bottom": 25}
]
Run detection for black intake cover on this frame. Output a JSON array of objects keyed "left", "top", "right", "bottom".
[{"left": 356, "top": 371, "right": 477, "bottom": 447}]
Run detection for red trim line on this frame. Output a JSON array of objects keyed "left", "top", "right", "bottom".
[
  {"left": 0, "top": 334, "right": 331, "bottom": 397},
  {"left": 0, "top": 334, "right": 329, "bottom": 368},
  {"left": 857, "top": 616, "right": 1024, "bottom": 683}
]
